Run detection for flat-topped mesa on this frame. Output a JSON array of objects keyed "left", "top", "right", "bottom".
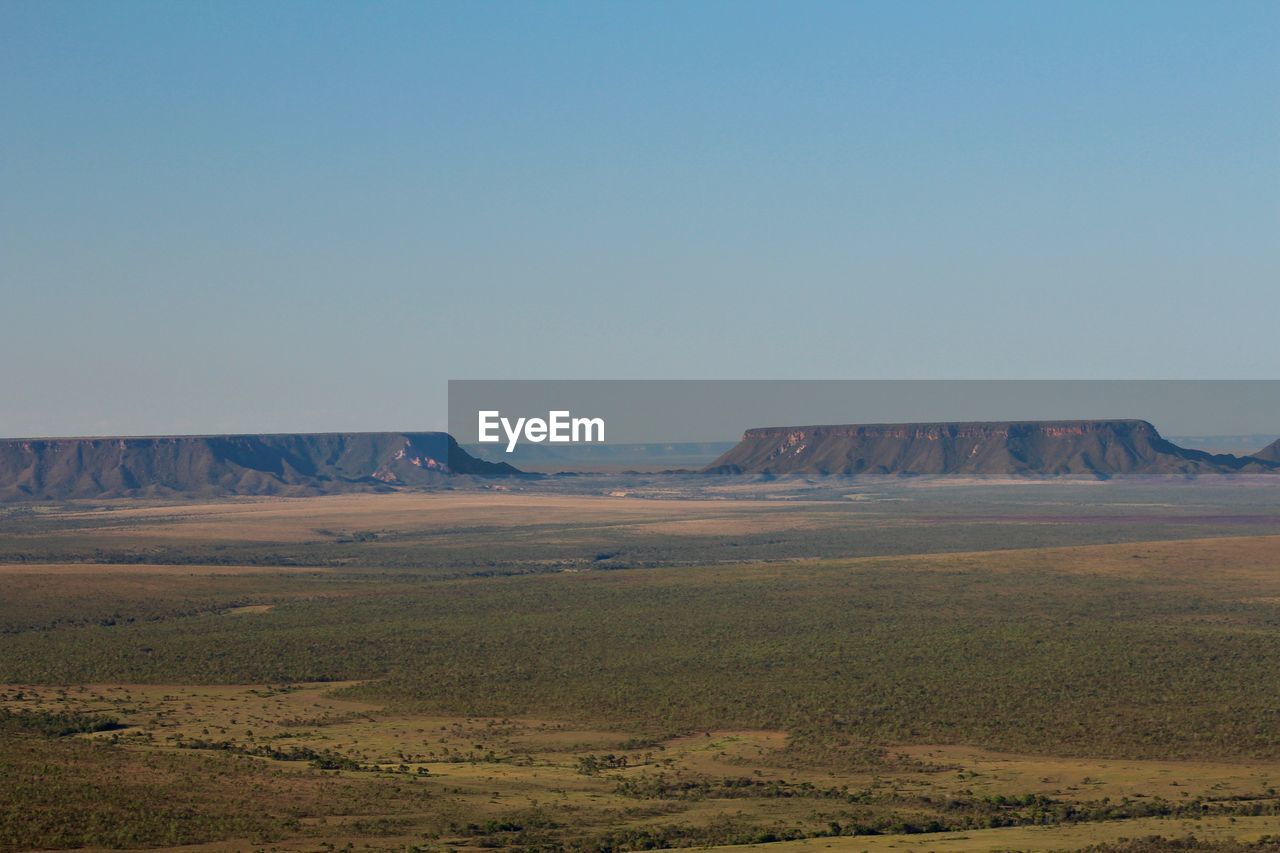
[
  {"left": 0, "top": 432, "right": 524, "bottom": 501},
  {"left": 705, "top": 419, "right": 1279, "bottom": 479}
]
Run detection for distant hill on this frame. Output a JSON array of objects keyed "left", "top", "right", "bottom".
[
  {"left": 0, "top": 432, "right": 522, "bottom": 501},
  {"left": 704, "top": 420, "right": 1280, "bottom": 479},
  {"left": 1255, "top": 438, "right": 1280, "bottom": 463},
  {"left": 1167, "top": 434, "right": 1280, "bottom": 455}
]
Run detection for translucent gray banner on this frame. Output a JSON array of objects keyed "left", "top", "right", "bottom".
[{"left": 448, "top": 380, "right": 1280, "bottom": 472}]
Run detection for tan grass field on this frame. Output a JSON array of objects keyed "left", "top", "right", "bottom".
[
  {"left": 37, "top": 492, "right": 830, "bottom": 543},
  {"left": 6, "top": 681, "right": 1280, "bottom": 851}
]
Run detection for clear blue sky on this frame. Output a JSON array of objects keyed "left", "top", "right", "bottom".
[{"left": 2, "top": 1, "right": 1277, "bottom": 436}]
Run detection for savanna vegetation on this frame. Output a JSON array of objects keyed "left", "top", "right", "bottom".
[{"left": 2, "top": 485, "right": 1280, "bottom": 850}]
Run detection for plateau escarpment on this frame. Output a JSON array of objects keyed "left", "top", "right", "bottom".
[
  {"left": 704, "top": 420, "right": 1280, "bottom": 479},
  {"left": 0, "top": 432, "right": 522, "bottom": 501}
]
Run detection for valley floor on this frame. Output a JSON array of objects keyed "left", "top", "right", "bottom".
[{"left": 3, "top": 487, "right": 1280, "bottom": 850}]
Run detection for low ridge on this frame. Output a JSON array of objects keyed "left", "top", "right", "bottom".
[
  {"left": 704, "top": 419, "right": 1279, "bottom": 479},
  {"left": 0, "top": 432, "right": 522, "bottom": 501}
]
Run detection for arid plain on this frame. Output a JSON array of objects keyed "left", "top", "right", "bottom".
[{"left": 4, "top": 483, "right": 1280, "bottom": 851}]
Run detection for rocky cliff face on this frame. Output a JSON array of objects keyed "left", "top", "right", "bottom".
[
  {"left": 704, "top": 420, "right": 1279, "bottom": 479},
  {"left": 0, "top": 432, "right": 522, "bottom": 501}
]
